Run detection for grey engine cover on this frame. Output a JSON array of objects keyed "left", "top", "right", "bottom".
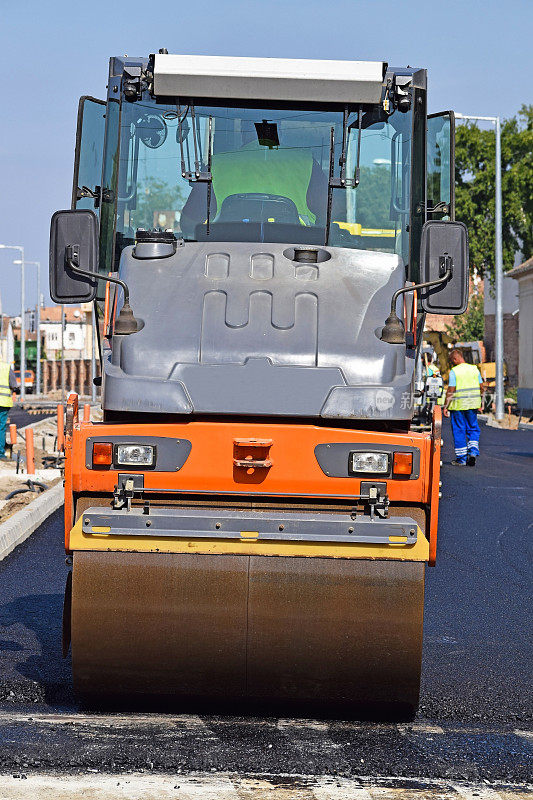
[{"left": 103, "top": 242, "right": 414, "bottom": 420}]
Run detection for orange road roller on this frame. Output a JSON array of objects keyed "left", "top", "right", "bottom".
[{"left": 51, "top": 52, "right": 468, "bottom": 717}]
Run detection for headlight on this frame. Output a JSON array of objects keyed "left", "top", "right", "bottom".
[
  {"left": 115, "top": 443, "right": 155, "bottom": 467},
  {"left": 350, "top": 451, "right": 389, "bottom": 474}
]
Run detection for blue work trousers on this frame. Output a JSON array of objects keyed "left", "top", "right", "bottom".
[
  {"left": 0, "top": 406, "right": 9, "bottom": 457},
  {"left": 450, "top": 409, "right": 480, "bottom": 463}
]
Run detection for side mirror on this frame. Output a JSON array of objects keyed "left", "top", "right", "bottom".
[
  {"left": 49, "top": 209, "right": 98, "bottom": 304},
  {"left": 419, "top": 220, "right": 469, "bottom": 314}
]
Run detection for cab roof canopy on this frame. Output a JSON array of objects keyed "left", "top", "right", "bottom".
[{"left": 152, "top": 54, "right": 386, "bottom": 104}]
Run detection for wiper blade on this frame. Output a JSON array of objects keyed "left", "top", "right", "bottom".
[
  {"left": 325, "top": 125, "right": 336, "bottom": 246},
  {"left": 329, "top": 106, "right": 362, "bottom": 190},
  {"left": 206, "top": 115, "right": 213, "bottom": 236},
  {"left": 325, "top": 106, "right": 362, "bottom": 246},
  {"left": 177, "top": 100, "right": 212, "bottom": 183},
  {"left": 177, "top": 103, "right": 190, "bottom": 179},
  {"left": 352, "top": 107, "right": 363, "bottom": 188}
]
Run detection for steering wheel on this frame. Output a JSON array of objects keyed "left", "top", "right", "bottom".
[{"left": 217, "top": 193, "right": 301, "bottom": 225}]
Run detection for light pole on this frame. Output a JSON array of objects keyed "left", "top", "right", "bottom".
[
  {"left": 455, "top": 113, "right": 504, "bottom": 421},
  {"left": 14, "top": 260, "right": 41, "bottom": 396},
  {"left": 0, "top": 244, "right": 26, "bottom": 402}
]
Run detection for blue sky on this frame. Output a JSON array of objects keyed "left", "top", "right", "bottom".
[{"left": 0, "top": 0, "right": 531, "bottom": 313}]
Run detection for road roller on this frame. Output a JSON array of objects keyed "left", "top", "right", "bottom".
[{"left": 50, "top": 52, "right": 469, "bottom": 716}]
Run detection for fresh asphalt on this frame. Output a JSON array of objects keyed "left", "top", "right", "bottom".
[
  {"left": 0, "top": 420, "right": 531, "bottom": 784},
  {"left": 7, "top": 407, "right": 54, "bottom": 429}
]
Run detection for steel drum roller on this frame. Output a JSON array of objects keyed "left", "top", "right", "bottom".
[{"left": 71, "top": 551, "right": 424, "bottom": 713}]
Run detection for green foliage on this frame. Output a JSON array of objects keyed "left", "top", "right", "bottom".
[
  {"left": 132, "top": 179, "right": 187, "bottom": 232},
  {"left": 356, "top": 165, "right": 392, "bottom": 228},
  {"left": 445, "top": 292, "right": 485, "bottom": 341},
  {"left": 455, "top": 105, "right": 533, "bottom": 278},
  {"left": 505, "top": 386, "right": 517, "bottom": 402}
]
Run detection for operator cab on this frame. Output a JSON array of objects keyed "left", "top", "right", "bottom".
[
  {"left": 75, "top": 54, "right": 454, "bottom": 282},
  {"left": 56, "top": 54, "right": 465, "bottom": 421}
]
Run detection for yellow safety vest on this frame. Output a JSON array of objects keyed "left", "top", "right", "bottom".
[
  {"left": 448, "top": 362, "right": 481, "bottom": 411},
  {"left": 0, "top": 362, "right": 13, "bottom": 408}
]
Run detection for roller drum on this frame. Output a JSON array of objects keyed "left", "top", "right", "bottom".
[{"left": 71, "top": 551, "right": 424, "bottom": 714}]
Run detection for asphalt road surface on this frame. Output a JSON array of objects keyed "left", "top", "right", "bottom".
[
  {"left": 7, "top": 406, "right": 54, "bottom": 429},
  {"left": 0, "top": 420, "right": 531, "bottom": 795}
]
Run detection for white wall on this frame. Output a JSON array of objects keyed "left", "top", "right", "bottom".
[
  {"left": 517, "top": 274, "right": 533, "bottom": 389},
  {"left": 0, "top": 323, "right": 14, "bottom": 365},
  {"left": 484, "top": 275, "right": 520, "bottom": 315},
  {"left": 42, "top": 322, "right": 86, "bottom": 356}
]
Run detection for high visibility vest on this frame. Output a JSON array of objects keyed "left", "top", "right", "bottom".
[
  {"left": 448, "top": 362, "right": 481, "bottom": 411},
  {"left": 0, "top": 362, "right": 13, "bottom": 408},
  {"left": 211, "top": 143, "right": 315, "bottom": 224}
]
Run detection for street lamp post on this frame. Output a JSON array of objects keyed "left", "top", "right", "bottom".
[
  {"left": 0, "top": 244, "right": 26, "bottom": 402},
  {"left": 15, "top": 260, "right": 41, "bottom": 396},
  {"left": 455, "top": 113, "right": 504, "bottom": 421}
]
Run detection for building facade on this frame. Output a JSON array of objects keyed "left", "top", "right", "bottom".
[
  {"left": 508, "top": 257, "right": 533, "bottom": 412},
  {"left": 39, "top": 306, "right": 94, "bottom": 360},
  {"left": 483, "top": 275, "right": 520, "bottom": 386}
]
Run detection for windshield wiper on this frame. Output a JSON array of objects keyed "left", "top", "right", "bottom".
[
  {"left": 351, "top": 107, "right": 363, "bottom": 188},
  {"left": 177, "top": 101, "right": 212, "bottom": 183},
  {"left": 325, "top": 125, "right": 336, "bottom": 246},
  {"left": 329, "top": 107, "right": 362, "bottom": 191},
  {"left": 325, "top": 107, "right": 362, "bottom": 245},
  {"left": 205, "top": 115, "right": 213, "bottom": 235},
  {"left": 177, "top": 102, "right": 214, "bottom": 237}
]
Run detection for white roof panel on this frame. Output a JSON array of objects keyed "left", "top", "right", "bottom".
[{"left": 153, "top": 54, "right": 385, "bottom": 104}]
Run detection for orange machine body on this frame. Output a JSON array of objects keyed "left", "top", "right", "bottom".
[{"left": 64, "top": 395, "right": 442, "bottom": 564}]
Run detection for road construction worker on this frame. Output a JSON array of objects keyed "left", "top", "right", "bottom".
[
  {"left": 424, "top": 351, "right": 445, "bottom": 406},
  {"left": 443, "top": 349, "right": 486, "bottom": 466},
  {"left": 180, "top": 120, "right": 327, "bottom": 237},
  {"left": 0, "top": 361, "right": 18, "bottom": 462}
]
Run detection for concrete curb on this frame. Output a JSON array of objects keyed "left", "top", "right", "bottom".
[{"left": 0, "top": 481, "right": 64, "bottom": 562}]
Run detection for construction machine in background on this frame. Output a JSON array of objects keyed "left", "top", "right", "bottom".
[
  {"left": 413, "top": 345, "right": 444, "bottom": 428},
  {"left": 50, "top": 53, "right": 469, "bottom": 717},
  {"left": 423, "top": 330, "right": 454, "bottom": 381},
  {"left": 13, "top": 369, "right": 35, "bottom": 394}
]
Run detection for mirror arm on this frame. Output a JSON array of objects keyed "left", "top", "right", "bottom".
[
  {"left": 389, "top": 266, "right": 452, "bottom": 317},
  {"left": 65, "top": 245, "right": 130, "bottom": 304},
  {"left": 381, "top": 267, "right": 452, "bottom": 344},
  {"left": 65, "top": 245, "right": 139, "bottom": 335}
]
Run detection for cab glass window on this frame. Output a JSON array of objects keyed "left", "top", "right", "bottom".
[
  {"left": 72, "top": 97, "right": 105, "bottom": 210},
  {"left": 427, "top": 111, "right": 454, "bottom": 219},
  {"left": 114, "top": 99, "right": 414, "bottom": 266}
]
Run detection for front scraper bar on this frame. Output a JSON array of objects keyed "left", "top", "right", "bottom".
[{"left": 81, "top": 507, "right": 419, "bottom": 545}]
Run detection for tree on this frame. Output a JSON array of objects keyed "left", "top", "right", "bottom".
[
  {"left": 132, "top": 179, "right": 187, "bottom": 232},
  {"left": 445, "top": 292, "right": 484, "bottom": 341},
  {"left": 455, "top": 105, "right": 533, "bottom": 279},
  {"left": 356, "top": 165, "right": 392, "bottom": 228}
]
